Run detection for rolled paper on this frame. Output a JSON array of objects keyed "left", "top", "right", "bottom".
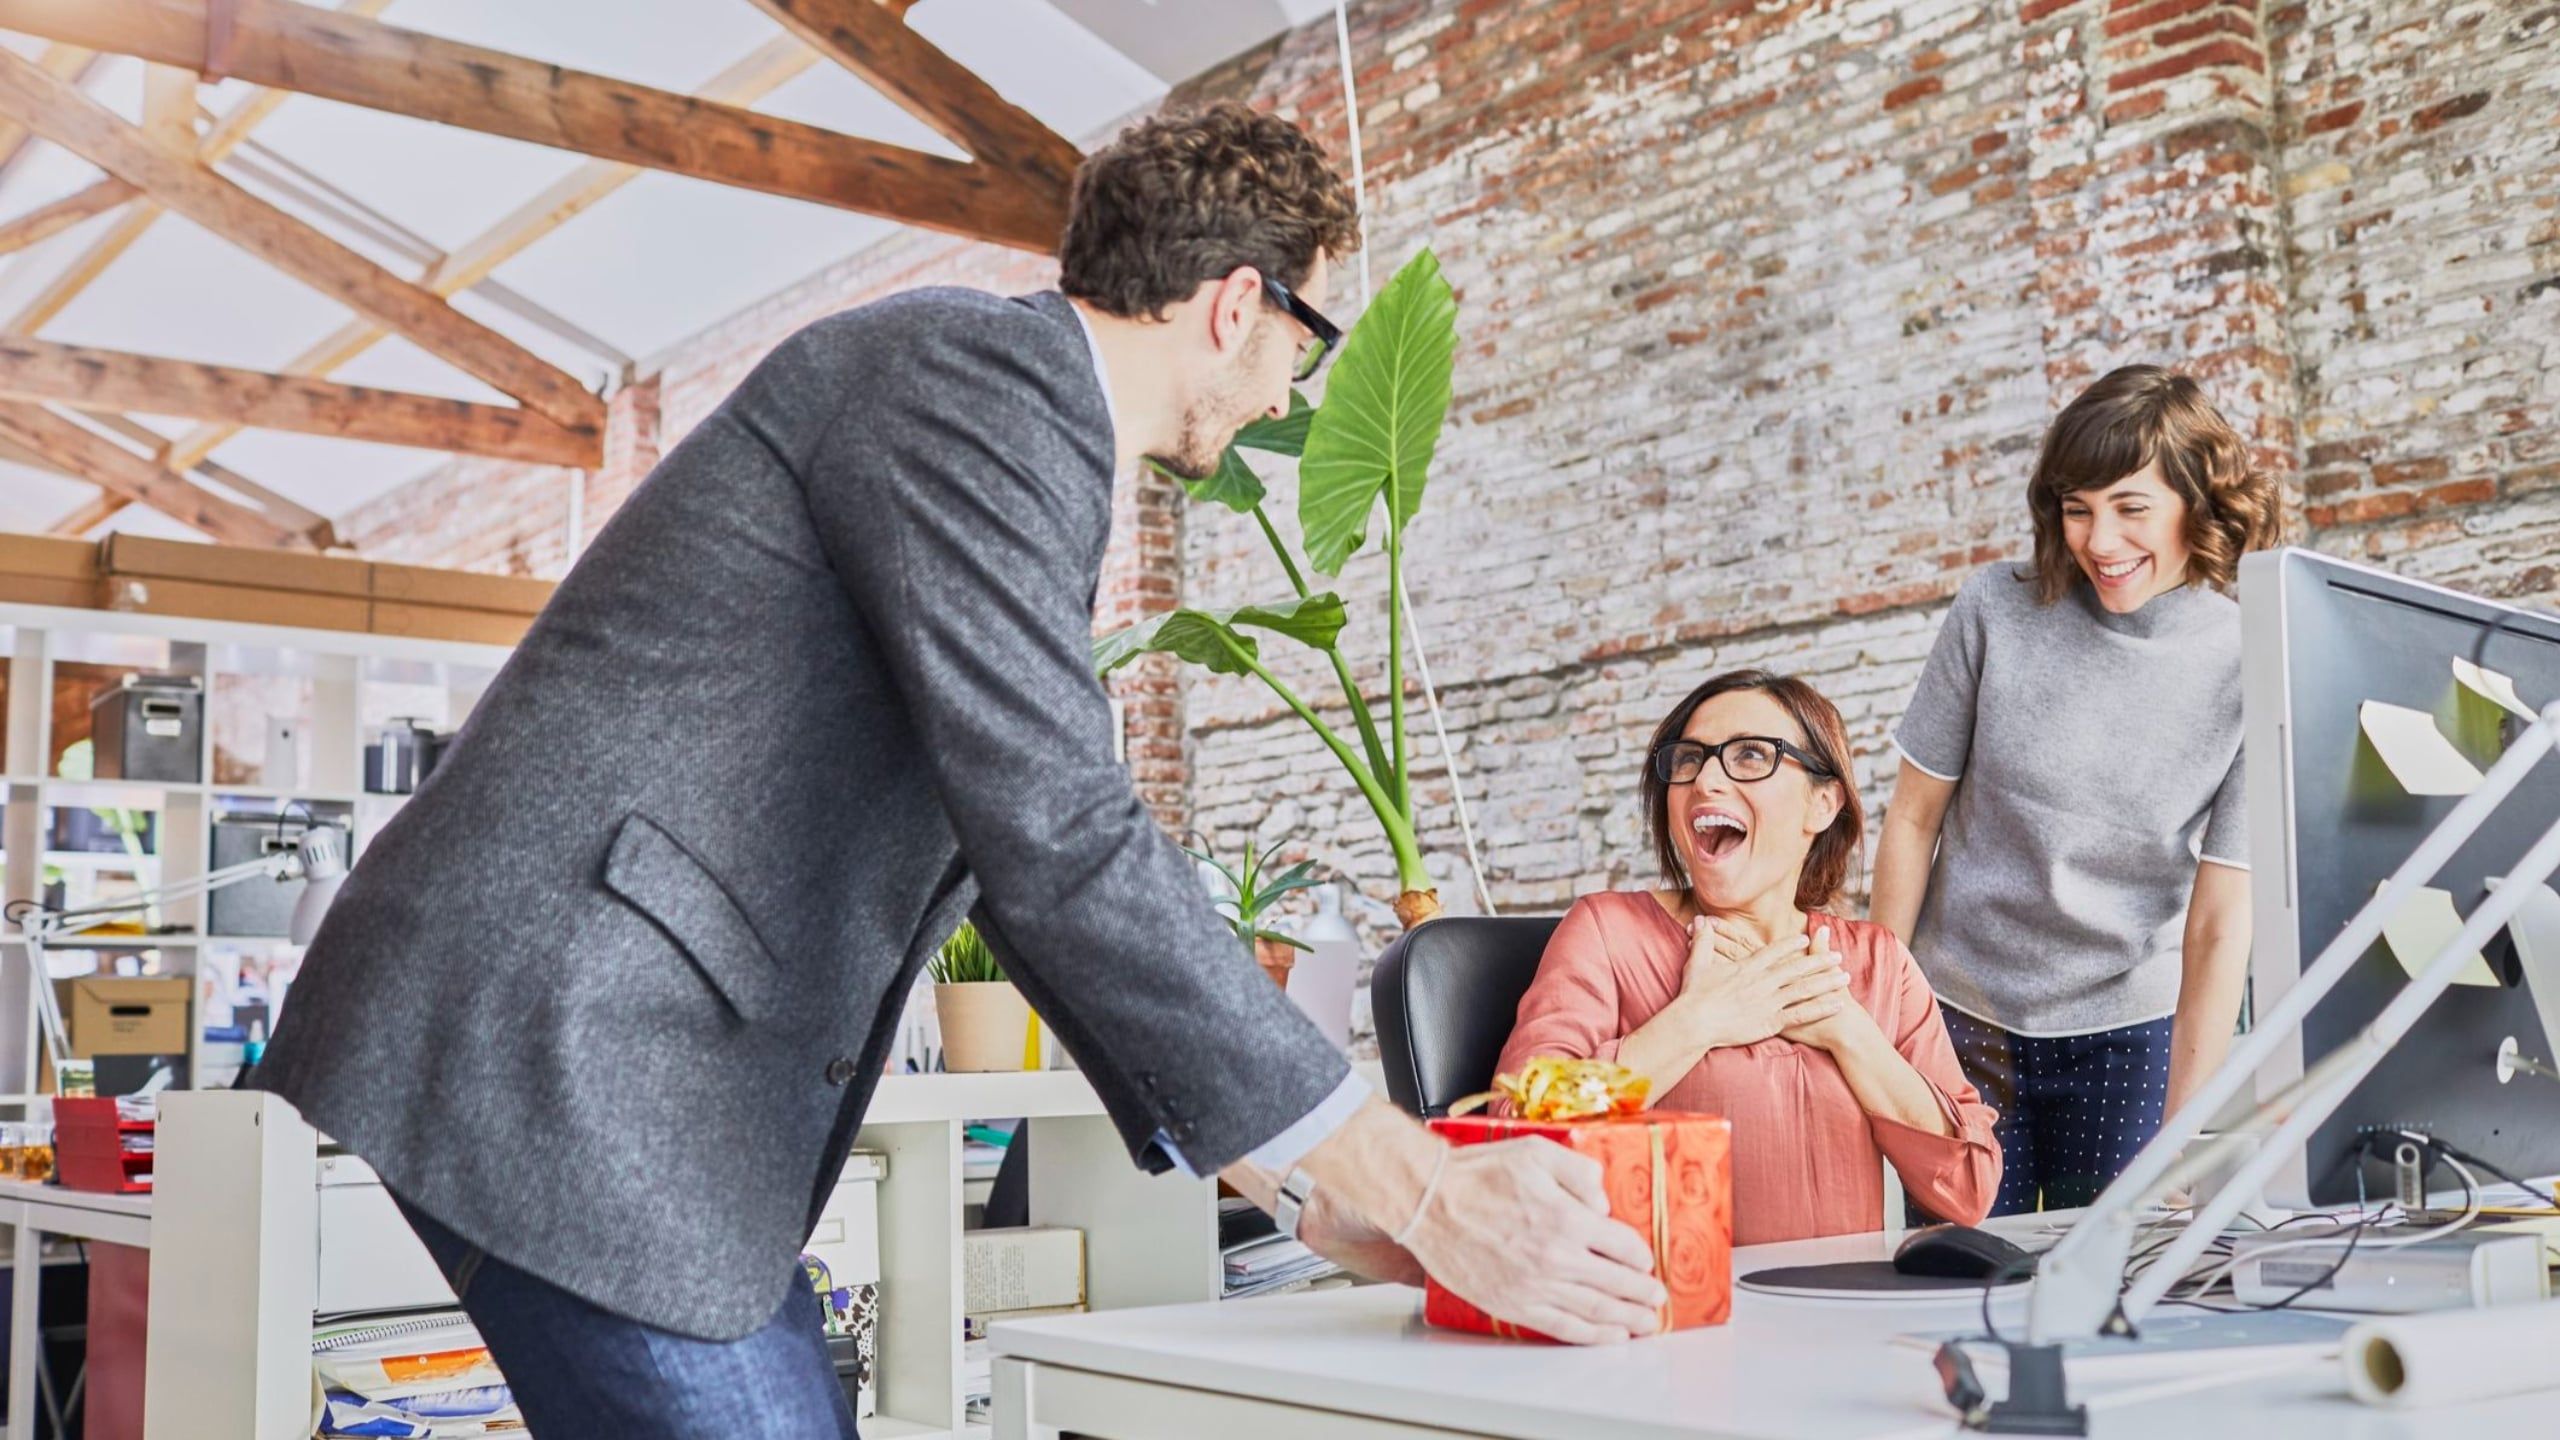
[
  {"left": 1449, "top": 1056, "right": 1650, "bottom": 1122},
  {"left": 2343, "top": 1299, "right": 2560, "bottom": 1408}
]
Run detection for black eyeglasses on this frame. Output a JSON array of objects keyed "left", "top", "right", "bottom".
[
  {"left": 1650, "top": 736, "right": 1837, "bottom": 786},
  {"left": 1262, "top": 274, "right": 1342, "bottom": 382}
]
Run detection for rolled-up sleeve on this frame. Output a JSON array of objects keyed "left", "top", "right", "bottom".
[{"left": 1871, "top": 933, "right": 2002, "bottom": 1224}]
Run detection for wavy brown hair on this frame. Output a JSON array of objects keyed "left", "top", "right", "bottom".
[
  {"left": 2024, "top": 365, "right": 2281, "bottom": 603},
  {"left": 1059, "top": 101, "right": 1362, "bottom": 321},
  {"left": 1641, "top": 669, "right": 1865, "bottom": 913}
]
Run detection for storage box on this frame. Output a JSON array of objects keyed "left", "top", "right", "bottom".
[
  {"left": 99, "top": 574, "right": 371, "bottom": 633},
  {"left": 0, "top": 533, "right": 99, "bottom": 608},
  {"left": 369, "top": 561, "right": 551, "bottom": 615},
  {"left": 206, "top": 811, "right": 315, "bottom": 937},
  {"left": 962, "top": 1226, "right": 1085, "bottom": 1314},
  {"left": 88, "top": 673, "right": 202, "bottom": 782},
  {"left": 64, "top": 977, "right": 191, "bottom": 1057},
  {"left": 99, "top": 533, "right": 370, "bottom": 600},
  {"left": 1424, "top": 1110, "right": 1733, "bottom": 1340}
]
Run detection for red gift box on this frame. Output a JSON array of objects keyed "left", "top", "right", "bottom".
[{"left": 1423, "top": 1110, "right": 1733, "bottom": 1340}]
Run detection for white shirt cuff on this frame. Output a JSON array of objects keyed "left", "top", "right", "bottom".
[{"left": 1152, "top": 1071, "right": 1370, "bottom": 1179}]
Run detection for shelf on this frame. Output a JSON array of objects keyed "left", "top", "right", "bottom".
[
  {"left": 12, "top": 934, "right": 200, "bottom": 949},
  {"left": 208, "top": 788, "right": 364, "bottom": 808},
  {"left": 861, "top": 1419, "right": 988, "bottom": 1440},
  {"left": 864, "top": 1070, "right": 1103, "bottom": 1125}
]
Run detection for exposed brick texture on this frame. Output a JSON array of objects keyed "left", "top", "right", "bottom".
[{"left": 337, "top": 0, "right": 2559, "bottom": 1055}]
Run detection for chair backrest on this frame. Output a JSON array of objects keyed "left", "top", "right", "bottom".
[{"left": 1371, "top": 915, "right": 1562, "bottom": 1117}]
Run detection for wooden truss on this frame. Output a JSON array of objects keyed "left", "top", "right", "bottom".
[{"left": 0, "top": 0, "right": 1084, "bottom": 547}]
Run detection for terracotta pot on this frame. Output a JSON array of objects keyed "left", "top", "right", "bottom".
[
  {"left": 936, "top": 981, "right": 1032, "bottom": 1072},
  {"left": 1254, "top": 936, "right": 1298, "bottom": 989}
]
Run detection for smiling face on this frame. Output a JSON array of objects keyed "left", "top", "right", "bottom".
[
  {"left": 2060, "top": 460, "right": 2194, "bottom": 613},
  {"left": 1670, "top": 689, "right": 1845, "bottom": 912}
]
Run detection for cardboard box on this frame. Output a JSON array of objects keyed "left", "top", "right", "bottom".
[
  {"left": 370, "top": 560, "right": 551, "bottom": 616},
  {"left": 99, "top": 573, "right": 371, "bottom": 633},
  {"left": 368, "top": 600, "right": 539, "bottom": 647},
  {"left": 0, "top": 533, "right": 100, "bottom": 609},
  {"left": 962, "top": 1226, "right": 1085, "bottom": 1314},
  {"left": 100, "top": 532, "right": 370, "bottom": 599},
  {"left": 62, "top": 977, "right": 191, "bottom": 1058}
]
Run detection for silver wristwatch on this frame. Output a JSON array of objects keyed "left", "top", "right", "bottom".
[{"left": 1273, "top": 1166, "right": 1318, "bottom": 1240}]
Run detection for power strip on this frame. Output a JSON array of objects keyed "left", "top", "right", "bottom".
[{"left": 2229, "top": 1225, "right": 2549, "bottom": 1313}]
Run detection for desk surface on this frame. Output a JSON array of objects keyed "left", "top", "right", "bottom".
[
  {"left": 992, "top": 1221, "right": 2551, "bottom": 1440},
  {"left": 0, "top": 1177, "right": 151, "bottom": 1219}
]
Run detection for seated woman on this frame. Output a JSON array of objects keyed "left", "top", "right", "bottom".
[{"left": 1494, "top": 668, "right": 1999, "bottom": 1245}]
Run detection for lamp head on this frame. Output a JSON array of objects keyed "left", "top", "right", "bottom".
[{"left": 290, "top": 823, "right": 349, "bottom": 945}]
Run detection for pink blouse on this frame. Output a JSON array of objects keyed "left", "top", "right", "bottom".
[{"left": 1494, "top": 892, "right": 2000, "bottom": 1246}]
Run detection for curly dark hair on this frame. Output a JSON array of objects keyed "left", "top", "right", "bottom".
[
  {"left": 1059, "top": 101, "right": 1362, "bottom": 320},
  {"left": 2024, "top": 365, "right": 2282, "bottom": 603}
]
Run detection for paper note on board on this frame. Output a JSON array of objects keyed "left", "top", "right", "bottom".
[
  {"left": 2359, "top": 701, "right": 2484, "bottom": 795},
  {"left": 2376, "top": 883, "right": 2501, "bottom": 987},
  {"left": 2452, "top": 657, "right": 2538, "bottom": 722}
]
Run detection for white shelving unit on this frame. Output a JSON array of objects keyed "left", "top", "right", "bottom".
[
  {"left": 858, "top": 1071, "right": 1219, "bottom": 1440},
  {"left": 1, "top": 599, "right": 510, "bottom": 1101},
  {"left": 144, "top": 1075, "right": 1217, "bottom": 1440}
]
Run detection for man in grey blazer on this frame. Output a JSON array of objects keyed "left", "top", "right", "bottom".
[{"left": 260, "top": 103, "right": 1664, "bottom": 1436}]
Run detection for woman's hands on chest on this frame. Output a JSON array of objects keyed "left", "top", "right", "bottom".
[{"left": 1662, "top": 914, "right": 1852, "bottom": 1053}]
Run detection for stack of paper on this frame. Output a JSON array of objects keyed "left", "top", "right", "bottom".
[
  {"left": 312, "top": 1311, "right": 520, "bottom": 1438},
  {"left": 1223, "top": 1232, "right": 1340, "bottom": 1298}
]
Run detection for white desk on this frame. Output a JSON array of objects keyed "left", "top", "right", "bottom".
[
  {"left": 990, "top": 1221, "right": 2554, "bottom": 1440},
  {"left": 0, "top": 1177, "right": 150, "bottom": 1440}
]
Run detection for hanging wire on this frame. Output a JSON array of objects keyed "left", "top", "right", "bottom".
[{"left": 1332, "top": 1, "right": 1496, "bottom": 915}]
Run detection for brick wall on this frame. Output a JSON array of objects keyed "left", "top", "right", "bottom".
[{"left": 337, "top": 0, "right": 2559, "bottom": 1051}]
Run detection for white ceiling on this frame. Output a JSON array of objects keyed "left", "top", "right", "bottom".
[{"left": 0, "top": 0, "right": 1344, "bottom": 542}]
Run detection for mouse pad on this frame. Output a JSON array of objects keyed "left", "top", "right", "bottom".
[{"left": 1738, "top": 1261, "right": 2029, "bottom": 1298}]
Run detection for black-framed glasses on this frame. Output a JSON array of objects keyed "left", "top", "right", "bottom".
[
  {"left": 1650, "top": 736, "right": 1836, "bottom": 786},
  {"left": 1262, "top": 274, "right": 1342, "bottom": 382}
]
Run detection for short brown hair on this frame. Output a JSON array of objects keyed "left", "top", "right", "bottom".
[
  {"left": 2023, "top": 365, "right": 2281, "bottom": 603},
  {"left": 1059, "top": 101, "right": 1361, "bottom": 320},
  {"left": 1640, "top": 669, "right": 1866, "bottom": 913}
]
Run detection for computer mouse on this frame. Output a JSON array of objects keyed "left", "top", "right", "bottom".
[{"left": 1892, "top": 1224, "right": 2035, "bottom": 1281}]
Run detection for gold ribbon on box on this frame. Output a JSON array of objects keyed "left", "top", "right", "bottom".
[
  {"left": 1448, "top": 1056, "right": 1649, "bottom": 1121},
  {"left": 1448, "top": 1059, "right": 1672, "bottom": 1335}
]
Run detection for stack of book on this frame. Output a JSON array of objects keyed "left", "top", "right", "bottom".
[
  {"left": 1219, "top": 1196, "right": 1342, "bottom": 1299},
  {"left": 962, "top": 1227, "right": 1087, "bottom": 1424},
  {"left": 311, "top": 1310, "right": 518, "bottom": 1438}
]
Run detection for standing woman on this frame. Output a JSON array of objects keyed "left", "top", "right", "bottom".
[{"left": 1869, "top": 365, "right": 2279, "bottom": 1216}]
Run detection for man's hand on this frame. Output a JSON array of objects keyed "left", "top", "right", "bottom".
[
  {"left": 1227, "top": 1100, "right": 1668, "bottom": 1345},
  {"left": 1399, "top": 1137, "right": 1667, "bottom": 1344},
  {"left": 1292, "top": 1183, "right": 1425, "bottom": 1286}
]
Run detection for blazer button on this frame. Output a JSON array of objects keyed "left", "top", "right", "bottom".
[{"left": 825, "top": 1057, "right": 858, "bottom": 1087}]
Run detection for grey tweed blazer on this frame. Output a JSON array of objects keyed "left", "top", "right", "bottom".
[{"left": 259, "top": 289, "right": 1349, "bottom": 1340}]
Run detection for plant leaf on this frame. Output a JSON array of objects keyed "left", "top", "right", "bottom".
[
  {"left": 1092, "top": 594, "right": 1347, "bottom": 679},
  {"left": 1235, "top": 390, "right": 1315, "bottom": 457},
  {"left": 1297, "top": 249, "right": 1459, "bottom": 577},
  {"left": 1159, "top": 448, "right": 1265, "bottom": 514}
]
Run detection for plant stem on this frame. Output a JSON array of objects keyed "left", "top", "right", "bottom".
[
  {"left": 1254, "top": 503, "right": 1394, "bottom": 790},
  {"left": 1213, "top": 631, "right": 1428, "bottom": 889}
]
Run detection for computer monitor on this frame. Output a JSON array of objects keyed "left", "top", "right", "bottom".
[{"left": 2242, "top": 548, "right": 2560, "bottom": 1208}]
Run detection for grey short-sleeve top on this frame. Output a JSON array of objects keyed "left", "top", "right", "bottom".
[{"left": 1893, "top": 564, "right": 2247, "bottom": 1036}]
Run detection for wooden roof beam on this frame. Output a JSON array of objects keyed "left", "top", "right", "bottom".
[{"left": 0, "top": 0, "right": 1067, "bottom": 251}]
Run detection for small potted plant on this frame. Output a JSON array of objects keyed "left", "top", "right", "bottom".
[
  {"left": 930, "top": 921, "right": 1032, "bottom": 1072},
  {"left": 1183, "top": 834, "right": 1325, "bottom": 988}
]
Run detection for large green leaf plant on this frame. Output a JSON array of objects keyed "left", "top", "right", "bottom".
[{"left": 1093, "top": 250, "right": 1460, "bottom": 928}]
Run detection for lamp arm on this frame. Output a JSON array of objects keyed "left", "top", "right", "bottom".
[
  {"left": 2117, "top": 792, "right": 2560, "bottom": 1321},
  {"left": 20, "top": 854, "right": 298, "bottom": 941},
  {"left": 2029, "top": 702, "right": 2560, "bottom": 1342}
]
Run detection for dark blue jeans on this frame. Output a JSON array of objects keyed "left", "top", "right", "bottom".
[
  {"left": 395, "top": 1196, "right": 860, "bottom": 1440},
  {"left": 1941, "top": 1009, "right": 2175, "bottom": 1217}
]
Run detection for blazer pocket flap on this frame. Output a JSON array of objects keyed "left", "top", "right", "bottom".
[{"left": 603, "top": 812, "right": 781, "bottom": 1022}]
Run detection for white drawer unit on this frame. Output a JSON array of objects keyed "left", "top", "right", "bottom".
[{"left": 314, "top": 1154, "right": 453, "bottom": 1315}]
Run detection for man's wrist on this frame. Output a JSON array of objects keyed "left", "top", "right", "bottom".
[{"left": 1296, "top": 1098, "right": 1438, "bottom": 1236}]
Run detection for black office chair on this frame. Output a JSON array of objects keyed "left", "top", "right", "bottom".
[{"left": 1371, "top": 915, "right": 1562, "bottom": 1116}]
